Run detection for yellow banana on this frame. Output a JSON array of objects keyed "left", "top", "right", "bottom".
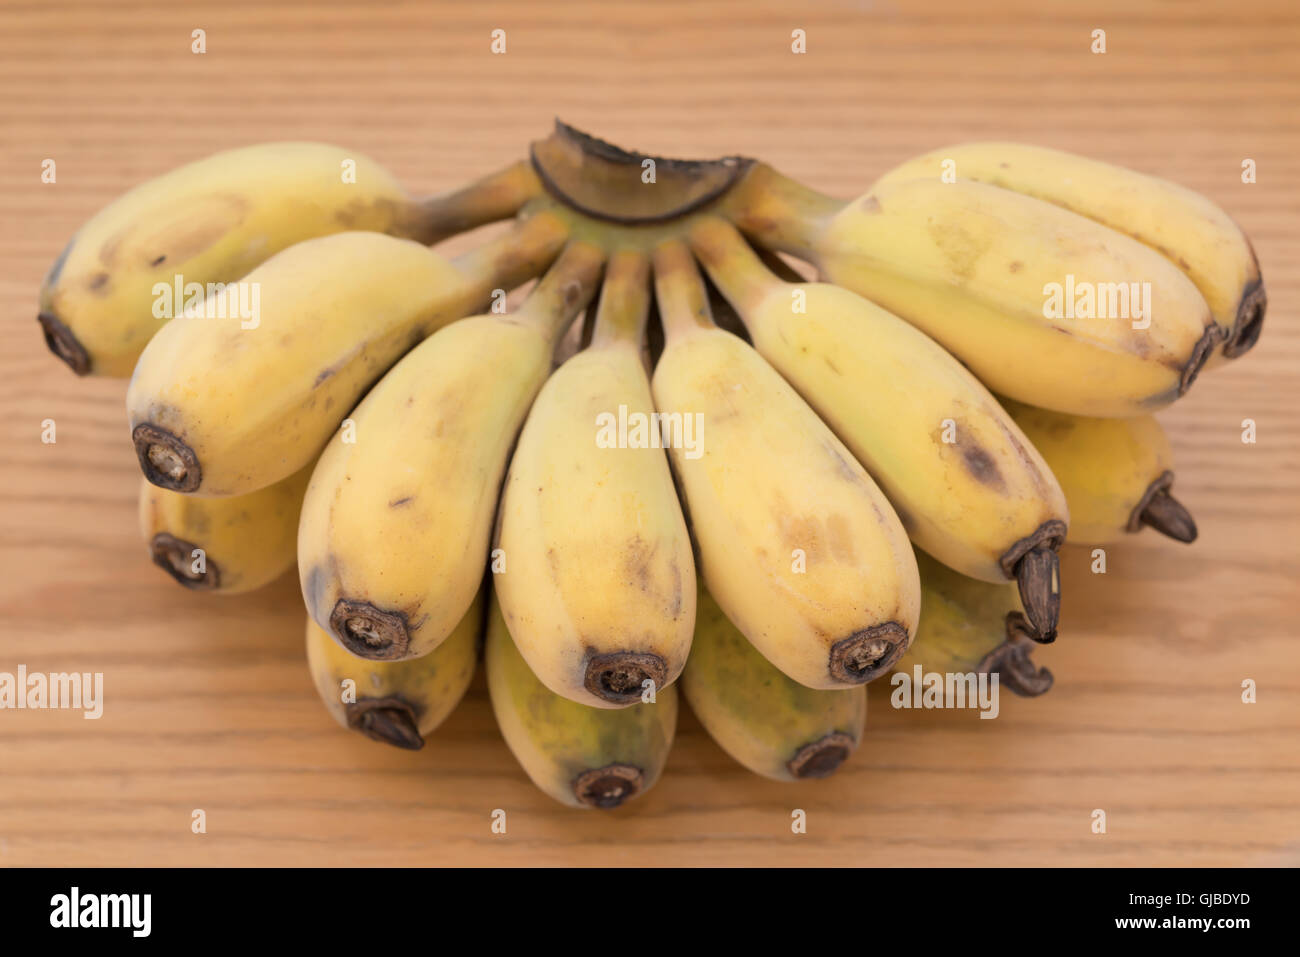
[
  {"left": 871, "top": 142, "right": 1265, "bottom": 359},
  {"left": 494, "top": 250, "right": 695, "bottom": 708},
  {"left": 38, "top": 142, "right": 540, "bottom": 376},
  {"left": 485, "top": 590, "right": 676, "bottom": 809},
  {"left": 650, "top": 240, "right": 920, "bottom": 689},
  {"left": 138, "top": 462, "right": 311, "bottom": 594},
  {"left": 893, "top": 550, "right": 1053, "bottom": 701},
  {"left": 305, "top": 588, "right": 482, "bottom": 751},
  {"left": 690, "top": 217, "right": 1067, "bottom": 637},
  {"left": 127, "top": 211, "right": 568, "bottom": 497},
  {"left": 298, "top": 243, "right": 604, "bottom": 661},
  {"left": 1001, "top": 399, "right": 1196, "bottom": 545},
  {"left": 719, "top": 166, "right": 1220, "bottom": 416},
  {"left": 682, "top": 582, "right": 866, "bottom": 781}
]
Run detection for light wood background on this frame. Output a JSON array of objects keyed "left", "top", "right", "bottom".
[{"left": 1, "top": 0, "right": 1297, "bottom": 867}]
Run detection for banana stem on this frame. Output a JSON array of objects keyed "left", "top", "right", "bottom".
[
  {"left": 410, "top": 159, "right": 543, "bottom": 245},
  {"left": 515, "top": 241, "right": 606, "bottom": 341},
  {"left": 689, "top": 217, "right": 786, "bottom": 318},
  {"left": 979, "top": 613, "right": 1055, "bottom": 697},
  {"left": 590, "top": 249, "right": 652, "bottom": 350},
  {"left": 451, "top": 211, "right": 570, "bottom": 304},
  {"left": 714, "top": 162, "right": 844, "bottom": 260},
  {"left": 1129, "top": 471, "right": 1198, "bottom": 543},
  {"left": 652, "top": 240, "right": 714, "bottom": 341}
]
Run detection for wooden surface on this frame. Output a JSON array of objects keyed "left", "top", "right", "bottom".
[{"left": 2, "top": 0, "right": 1298, "bottom": 867}]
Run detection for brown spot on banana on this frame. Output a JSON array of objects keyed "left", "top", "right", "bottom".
[
  {"left": 787, "top": 731, "right": 856, "bottom": 779},
  {"left": 329, "top": 599, "right": 412, "bottom": 660},
  {"left": 133, "top": 423, "right": 201, "bottom": 492},
  {"left": 345, "top": 696, "right": 424, "bottom": 750},
  {"left": 37, "top": 311, "right": 91, "bottom": 375},
  {"left": 829, "top": 621, "right": 909, "bottom": 684},
  {"left": 572, "top": 764, "right": 643, "bottom": 809},
  {"left": 149, "top": 532, "right": 221, "bottom": 589},
  {"left": 582, "top": 651, "right": 667, "bottom": 705},
  {"left": 1226, "top": 276, "right": 1267, "bottom": 358}
]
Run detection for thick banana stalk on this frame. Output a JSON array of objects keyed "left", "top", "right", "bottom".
[
  {"left": 299, "top": 243, "right": 605, "bottom": 661},
  {"left": 1001, "top": 399, "right": 1196, "bottom": 545},
  {"left": 682, "top": 582, "right": 866, "bottom": 781},
  {"left": 494, "top": 250, "right": 695, "bottom": 708},
  {"left": 690, "top": 217, "right": 1066, "bottom": 637},
  {"left": 127, "top": 211, "right": 569, "bottom": 497},
  {"left": 871, "top": 142, "right": 1265, "bottom": 359},
  {"left": 719, "top": 165, "right": 1220, "bottom": 417},
  {"left": 138, "top": 462, "right": 311, "bottom": 594},
  {"left": 894, "top": 550, "right": 1053, "bottom": 700},
  {"left": 485, "top": 591, "right": 676, "bottom": 809},
  {"left": 38, "top": 143, "right": 540, "bottom": 376},
  {"left": 305, "top": 588, "right": 482, "bottom": 751},
  {"left": 650, "top": 240, "right": 920, "bottom": 689}
]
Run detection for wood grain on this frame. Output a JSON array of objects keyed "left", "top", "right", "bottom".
[{"left": 1, "top": 0, "right": 1297, "bottom": 867}]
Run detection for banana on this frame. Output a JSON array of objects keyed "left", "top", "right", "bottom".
[
  {"left": 138, "top": 462, "right": 311, "bottom": 594},
  {"left": 690, "top": 217, "right": 1066, "bottom": 637},
  {"left": 494, "top": 250, "right": 695, "bottom": 708},
  {"left": 305, "top": 588, "right": 482, "bottom": 750},
  {"left": 893, "top": 550, "right": 1053, "bottom": 700},
  {"left": 1000, "top": 399, "right": 1196, "bottom": 545},
  {"left": 298, "top": 242, "right": 605, "bottom": 662},
  {"left": 127, "top": 211, "right": 569, "bottom": 497},
  {"left": 682, "top": 581, "right": 866, "bottom": 781},
  {"left": 719, "top": 165, "right": 1220, "bottom": 416},
  {"left": 871, "top": 142, "right": 1266, "bottom": 360},
  {"left": 485, "top": 590, "right": 676, "bottom": 809},
  {"left": 39, "top": 142, "right": 540, "bottom": 376},
  {"left": 650, "top": 239, "right": 920, "bottom": 689}
]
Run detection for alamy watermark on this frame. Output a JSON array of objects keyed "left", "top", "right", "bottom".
[
  {"left": 0, "top": 665, "right": 103, "bottom": 719},
  {"left": 1043, "top": 274, "right": 1151, "bottom": 329},
  {"left": 595, "top": 404, "right": 703, "bottom": 459},
  {"left": 890, "top": 666, "right": 999, "bottom": 718},
  {"left": 152, "top": 275, "right": 260, "bottom": 329}
]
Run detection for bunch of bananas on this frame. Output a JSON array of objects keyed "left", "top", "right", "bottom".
[{"left": 40, "top": 124, "right": 1264, "bottom": 808}]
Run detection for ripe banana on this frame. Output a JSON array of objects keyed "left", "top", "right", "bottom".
[
  {"left": 682, "top": 581, "right": 866, "bottom": 781},
  {"left": 494, "top": 250, "right": 695, "bottom": 708},
  {"left": 485, "top": 590, "right": 676, "bottom": 809},
  {"left": 127, "top": 211, "right": 569, "bottom": 496},
  {"left": 719, "top": 166, "right": 1220, "bottom": 416},
  {"left": 298, "top": 242, "right": 605, "bottom": 662},
  {"left": 871, "top": 142, "right": 1266, "bottom": 359},
  {"left": 690, "top": 217, "right": 1066, "bottom": 637},
  {"left": 138, "top": 462, "right": 311, "bottom": 594},
  {"left": 305, "top": 588, "right": 482, "bottom": 750},
  {"left": 1000, "top": 399, "right": 1196, "bottom": 545},
  {"left": 39, "top": 142, "right": 540, "bottom": 376},
  {"left": 893, "top": 550, "right": 1053, "bottom": 700},
  {"left": 650, "top": 239, "right": 920, "bottom": 689}
]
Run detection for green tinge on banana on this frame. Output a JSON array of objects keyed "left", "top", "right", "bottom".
[
  {"left": 486, "top": 591, "right": 677, "bottom": 809},
  {"left": 39, "top": 141, "right": 540, "bottom": 377},
  {"left": 138, "top": 462, "right": 312, "bottom": 594},
  {"left": 682, "top": 583, "right": 865, "bottom": 781},
  {"left": 894, "top": 550, "right": 1053, "bottom": 701},
  {"left": 127, "top": 211, "right": 569, "bottom": 497},
  {"left": 306, "top": 589, "right": 482, "bottom": 750}
]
